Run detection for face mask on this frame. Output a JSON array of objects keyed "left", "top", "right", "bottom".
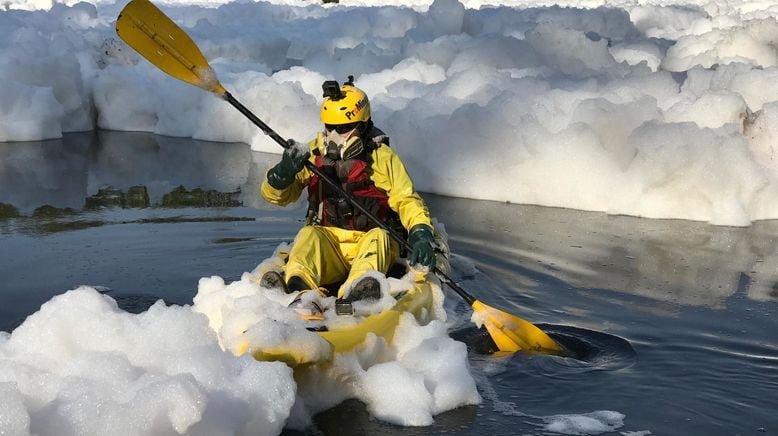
[{"left": 325, "top": 128, "right": 364, "bottom": 160}]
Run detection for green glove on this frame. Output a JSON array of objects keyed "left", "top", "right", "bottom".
[
  {"left": 408, "top": 224, "right": 435, "bottom": 269},
  {"left": 267, "top": 142, "right": 309, "bottom": 189}
]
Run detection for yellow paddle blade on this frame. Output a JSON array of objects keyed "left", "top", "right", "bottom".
[
  {"left": 116, "top": 0, "right": 226, "bottom": 95},
  {"left": 472, "top": 300, "right": 568, "bottom": 356}
]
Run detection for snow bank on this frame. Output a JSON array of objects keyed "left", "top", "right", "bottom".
[{"left": 5, "top": 0, "right": 778, "bottom": 225}]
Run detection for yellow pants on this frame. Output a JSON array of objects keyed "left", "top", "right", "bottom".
[{"left": 284, "top": 225, "right": 400, "bottom": 298}]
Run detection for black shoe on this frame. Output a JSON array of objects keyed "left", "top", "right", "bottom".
[
  {"left": 287, "top": 275, "right": 308, "bottom": 294},
  {"left": 349, "top": 277, "right": 381, "bottom": 301},
  {"left": 260, "top": 271, "right": 288, "bottom": 293}
]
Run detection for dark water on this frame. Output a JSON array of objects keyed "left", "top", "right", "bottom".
[{"left": 1, "top": 131, "right": 776, "bottom": 435}]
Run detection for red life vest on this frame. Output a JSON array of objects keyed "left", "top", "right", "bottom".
[{"left": 306, "top": 146, "right": 403, "bottom": 234}]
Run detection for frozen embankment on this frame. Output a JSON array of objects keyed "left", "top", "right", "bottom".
[{"left": 4, "top": 0, "right": 778, "bottom": 225}]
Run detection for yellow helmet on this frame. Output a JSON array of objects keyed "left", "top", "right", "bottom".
[{"left": 320, "top": 79, "right": 371, "bottom": 125}]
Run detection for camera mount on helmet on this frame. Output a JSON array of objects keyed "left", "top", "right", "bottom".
[
  {"left": 322, "top": 75, "right": 357, "bottom": 101},
  {"left": 322, "top": 80, "right": 344, "bottom": 101}
]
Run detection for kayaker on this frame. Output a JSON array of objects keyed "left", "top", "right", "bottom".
[{"left": 259, "top": 76, "right": 436, "bottom": 302}]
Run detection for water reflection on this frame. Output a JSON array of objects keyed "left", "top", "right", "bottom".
[
  {"left": 0, "top": 133, "right": 93, "bottom": 213},
  {"left": 89, "top": 130, "right": 253, "bottom": 205},
  {"left": 0, "top": 130, "right": 279, "bottom": 216},
  {"left": 424, "top": 196, "right": 778, "bottom": 307},
  {"left": 3, "top": 132, "right": 776, "bottom": 308}
]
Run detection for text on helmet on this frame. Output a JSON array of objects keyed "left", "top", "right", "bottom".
[{"left": 345, "top": 96, "right": 369, "bottom": 120}]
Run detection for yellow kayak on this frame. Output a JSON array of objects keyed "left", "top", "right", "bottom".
[
  {"left": 251, "top": 270, "right": 436, "bottom": 366},
  {"left": 234, "top": 241, "right": 450, "bottom": 367}
]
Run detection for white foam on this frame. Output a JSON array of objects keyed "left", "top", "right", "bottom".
[
  {"left": 5, "top": 0, "right": 778, "bottom": 224},
  {"left": 361, "top": 361, "right": 436, "bottom": 425},
  {"left": 395, "top": 317, "right": 481, "bottom": 414},
  {"left": 186, "top": 247, "right": 481, "bottom": 429},
  {"left": 468, "top": 357, "right": 627, "bottom": 435},
  {"left": 0, "top": 287, "right": 295, "bottom": 436},
  {"left": 0, "top": 83, "right": 63, "bottom": 142},
  {"left": 335, "top": 313, "right": 480, "bottom": 427},
  {"left": 543, "top": 410, "right": 626, "bottom": 435},
  {"left": 192, "top": 274, "right": 334, "bottom": 363}
]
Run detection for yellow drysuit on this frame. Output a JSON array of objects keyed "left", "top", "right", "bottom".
[{"left": 261, "top": 133, "right": 431, "bottom": 297}]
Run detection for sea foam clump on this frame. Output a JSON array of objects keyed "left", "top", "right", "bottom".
[
  {"left": 0, "top": 287, "right": 295, "bottom": 436},
  {"left": 191, "top": 246, "right": 481, "bottom": 429},
  {"left": 543, "top": 410, "right": 626, "bottom": 435},
  {"left": 0, "top": 257, "right": 480, "bottom": 435},
  {"left": 193, "top": 273, "right": 335, "bottom": 365},
  {"left": 290, "top": 313, "right": 481, "bottom": 428}
]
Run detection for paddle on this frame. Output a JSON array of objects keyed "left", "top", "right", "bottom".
[{"left": 116, "top": 0, "right": 568, "bottom": 356}]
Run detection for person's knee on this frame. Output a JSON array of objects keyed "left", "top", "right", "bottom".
[
  {"left": 296, "top": 225, "right": 320, "bottom": 239},
  {"left": 363, "top": 227, "right": 390, "bottom": 244},
  {"left": 364, "top": 228, "right": 400, "bottom": 256},
  {"left": 294, "top": 225, "right": 328, "bottom": 246}
]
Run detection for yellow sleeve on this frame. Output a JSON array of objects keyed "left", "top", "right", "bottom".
[
  {"left": 370, "top": 145, "right": 432, "bottom": 231},
  {"left": 260, "top": 139, "right": 316, "bottom": 206}
]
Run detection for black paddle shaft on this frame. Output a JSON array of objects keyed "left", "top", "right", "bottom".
[{"left": 223, "top": 92, "right": 477, "bottom": 306}]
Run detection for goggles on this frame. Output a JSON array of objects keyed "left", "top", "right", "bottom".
[{"left": 325, "top": 122, "right": 360, "bottom": 135}]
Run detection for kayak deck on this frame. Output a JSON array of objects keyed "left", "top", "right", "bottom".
[
  {"left": 250, "top": 270, "right": 436, "bottom": 366},
  {"left": 318, "top": 272, "right": 433, "bottom": 352}
]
